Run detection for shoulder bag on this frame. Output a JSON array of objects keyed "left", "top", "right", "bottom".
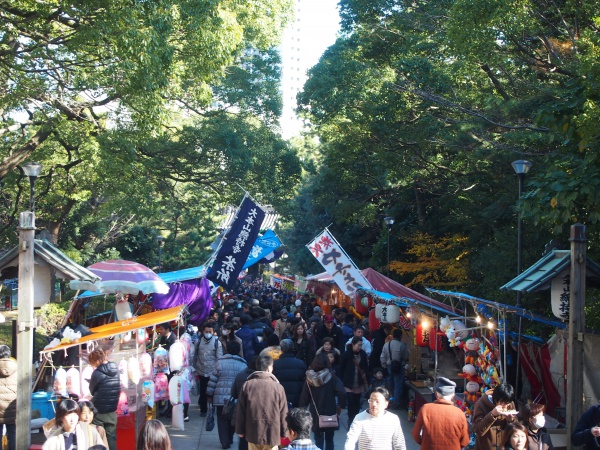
[
  {"left": 352, "top": 358, "right": 370, "bottom": 389},
  {"left": 307, "top": 381, "right": 339, "bottom": 428},
  {"left": 389, "top": 342, "right": 403, "bottom": 374}
]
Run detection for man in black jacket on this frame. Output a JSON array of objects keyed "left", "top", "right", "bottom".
[
  {"left": 88, "top": 347, "right": 120, "bottom": 450},
  {"left": 316, "top": 314, "right": 344, "bottom": 351},
  {"left": 273, "top": 339, "right": 307, "bottom": 407}
]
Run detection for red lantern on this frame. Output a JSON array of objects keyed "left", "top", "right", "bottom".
[
  {"left": 429, "top": 329, "right": 445, "bottom": 351},
  {"left": 354, "top": 295, "right": 371, "bottom": 316},
  {"left": 368, "top": 308, "right": 380, "bottom": 332},
  {"left": 415, "top": 323, "right": 430, "bottom": 347}
]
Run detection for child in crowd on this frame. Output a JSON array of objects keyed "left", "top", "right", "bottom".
[
  {"left": 282, "top": 408, "right": 321, "bottom": 450},
  {"left": 370, "top": 367, "right": 387, "bottom": 393}
]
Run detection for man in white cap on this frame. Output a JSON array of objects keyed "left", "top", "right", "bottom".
[{"left": 411, "top": 377, "right": 470, "bottom": 450}]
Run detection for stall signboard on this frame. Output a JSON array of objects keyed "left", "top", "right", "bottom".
[
  {"left": 551, "top": 269, "right": 570, "bottom": 320},
  {"left": 306, "top": 229, "right": 372, "bottom": 296}
]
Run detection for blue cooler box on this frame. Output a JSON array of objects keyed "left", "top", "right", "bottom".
[{"left": 32, "top": 391, "right": 56, "bottom": 419}]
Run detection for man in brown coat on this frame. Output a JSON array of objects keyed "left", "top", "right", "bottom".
[
  {"left": 472, "top": 383, "right": 516, "bottom": 450},
  {"left": 412, "top": 377, "right": 470, "bottom": 450},
  {"left": 0, "top": 345, "right": 17, "bottom": 450},
  {"left": 236, "top": 355, "right": 288, "bottom": 450}
]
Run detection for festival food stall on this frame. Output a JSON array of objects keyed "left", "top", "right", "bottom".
[{"left": 38, "top": 305, "right": 188, "bottom": 449}]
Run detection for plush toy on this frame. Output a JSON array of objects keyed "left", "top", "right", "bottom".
[
  {"left": 439, "top": 316, "right": 452, "bottom": 333},
  {"left": 464, "top": 337, "right": 480, "bottom": 365},
  {"left": 446, "top": 327, "right": 457, "bottom": 347}
]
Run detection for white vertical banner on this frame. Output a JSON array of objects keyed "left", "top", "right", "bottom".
[{"left": 306, "top": 229, "right": 373, "bottom": 296}]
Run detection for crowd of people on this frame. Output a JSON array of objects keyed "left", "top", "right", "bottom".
[{"left": 9, "top": 279, "right": 600, "bottom": 450}]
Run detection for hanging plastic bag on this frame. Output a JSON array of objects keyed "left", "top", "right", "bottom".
[
  {"left": 66, "top": 366, "right": 81, "bottom": 398},
  {"left": 54, "top": 367, "right": 67, "bottom": 397},
  {"left": 154, "top": 372, "right": 169, "bottom": 401},
  {"left": 81, "top": 366, "right": 93, "bottom": 399},
  {"left": 116, "top": 391, "right": 129, "bottom": 416},
  {"left": 172, "top": 403, "right": 184, "bottom": 431},
  {"left": 168, "top": 374, "right": 184, "bottom": 405},
  {"left": 206, "top": 402, "right": 215, "bottom": 431},
  {"left": 137, "top": 328, "right": 147, "bottom": 345},
  {"left": 169, "top": 341, "right": 185, "bottom": 372},
  {"left": 139, "top": 353, "right": 153, "bottom": 378},
  {"left": 142, "top": 380, "right": 155, "bottom": 408},
  {"left": 128, "top": 356, "right": 140, "bottom": 385},
  {"left": 153, "top": 345, "right": 170, "bottom": 374},
  {"left": 118, "top": 359, "right": 128, "bottom": 389}
]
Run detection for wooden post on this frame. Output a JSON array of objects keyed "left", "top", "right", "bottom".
[
  {"left": 16, "top": 211, "right": 35, "bottom": 450},
  {"left": 567, "top": 223, "right": 586, "bottom": 450}
]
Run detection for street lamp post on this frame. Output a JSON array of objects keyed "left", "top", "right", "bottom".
[
  {"left": 156, "top": 235, "right": 164, "bottom": 273},
  {"left": 17, "top": 161, "right": 42, "bottom": 449},
  {"left": 511, "top": 159, "right": 531, "bottom": 402},
  {"left": 384, "top": 217, "right": 395, "bottom": 277},
  {"left": 511, "top": 160, "right": 532, "bottom": 307}
]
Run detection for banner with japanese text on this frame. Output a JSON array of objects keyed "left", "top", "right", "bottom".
[
  {"left": 207, "top": 196, "right": 265, "bottom": 290},
  {"left": 306, "top": 229, "right": 372, "bottom": 296},
  {"left": 243, "top": 229, "right": 282, "bottom": 269}
]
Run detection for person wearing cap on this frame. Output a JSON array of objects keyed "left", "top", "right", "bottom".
[
  {"left": 411, "top": 377, "right": 470, "bottom": 450},
  {"left": 316, "top": 314, "right": 344, "bottom": 351},
  {"left": 274, "top": 308, "right": 291, "bottom": 339}
]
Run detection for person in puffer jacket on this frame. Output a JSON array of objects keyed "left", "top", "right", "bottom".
[
  {"left": 0, "top": 345, "right": 17, "bottom": 450},
  {"left": 194, "top": 321, "right": 223, "bottom": 416},
  {"left": 88, "top": 348, "right": 120, "bottom": 450},
  {"left": 207, "top": 341, "right": 248, "bottom": 449}
]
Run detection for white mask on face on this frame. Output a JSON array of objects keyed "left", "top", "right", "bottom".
[
  {"left": 533, "top": 416, "right": 545, "bottom": 429},
  {"left": 222, "top": 329, "right": 229, "bottom": 336},
  {"left": 204, "top": 333, "right": 213, "bottom": 340}
]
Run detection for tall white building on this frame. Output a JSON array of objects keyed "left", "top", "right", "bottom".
[{"left": 280, "top": 0, "right": 340, "bottom": 139}]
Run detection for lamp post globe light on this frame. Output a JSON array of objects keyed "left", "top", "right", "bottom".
[
  {"left": 16, "top": 161, "right": 42, "bottom": 449},
  {"left": 384, "top": 217, "right": 395, "bottom": 277},
  {"left": 512, "top": 160, "right": 532, "bottom": 307}
]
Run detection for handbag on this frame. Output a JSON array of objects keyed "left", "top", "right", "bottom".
[
  {"left": 389, "top": 343, "right": 403, "bottom": 374},
  {"left": 206, "top": 402, "right": 215, "bottom": 431},
  {"left": 352, "top": 359, "right": 370, "bottom": 389},
  {"left": 222, "top": 396, "right": 237, "bottom": 423},
  {"left": 307, "top": 381, "right": 339, "bottom": 429}
]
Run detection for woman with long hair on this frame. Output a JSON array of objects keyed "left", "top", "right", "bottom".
[
  {"left": 291, "top": 322, "right": 311, "bottom": 366},
  {"left": 219, "top": 322, "right": 244, "bottom": 359},
  {"left": 137, "top": 419, "right": 173, "bottom": 450},
  {"left": 42, "top": 399, "right": 103, "bottom": 450},
  {"left": 299, "top": 353, "right": 346, "bottom": 450},
  {"left": 339, "top": 336, "right": 369, "bottom": 426}
]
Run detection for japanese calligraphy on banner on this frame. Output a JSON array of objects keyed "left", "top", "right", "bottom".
[
  {"left": 243, "top": 229, "right": 282, "bottom": 270},
  {"left": 207, "top": 196, "right": 265, "bottom": 290},
  {"left": 306, "top": 229, "right": 373, "bottom": 296},
  {"left": 551, "top": 269, "right": 570, "bottom": 320}
]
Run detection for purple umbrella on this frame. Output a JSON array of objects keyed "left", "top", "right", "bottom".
[{"left": 69, "top": 259, "right": 170, "bottom": 295}]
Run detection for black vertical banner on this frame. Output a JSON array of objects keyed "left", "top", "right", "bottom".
[{"left": 206, "top": 196, "right": 265, "bottom": 290}]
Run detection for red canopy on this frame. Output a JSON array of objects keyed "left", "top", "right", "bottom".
[{"left": 307, "top": 267, "right": 456, "bottom": 313}]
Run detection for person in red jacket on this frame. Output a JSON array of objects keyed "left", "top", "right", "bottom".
[{"left": 412, "top": 377, "right": 470, "bottom": 450}]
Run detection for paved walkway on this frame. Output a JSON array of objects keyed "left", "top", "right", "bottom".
[{"left": 159, "top": 397, "right": 421, "bottom": 450}]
